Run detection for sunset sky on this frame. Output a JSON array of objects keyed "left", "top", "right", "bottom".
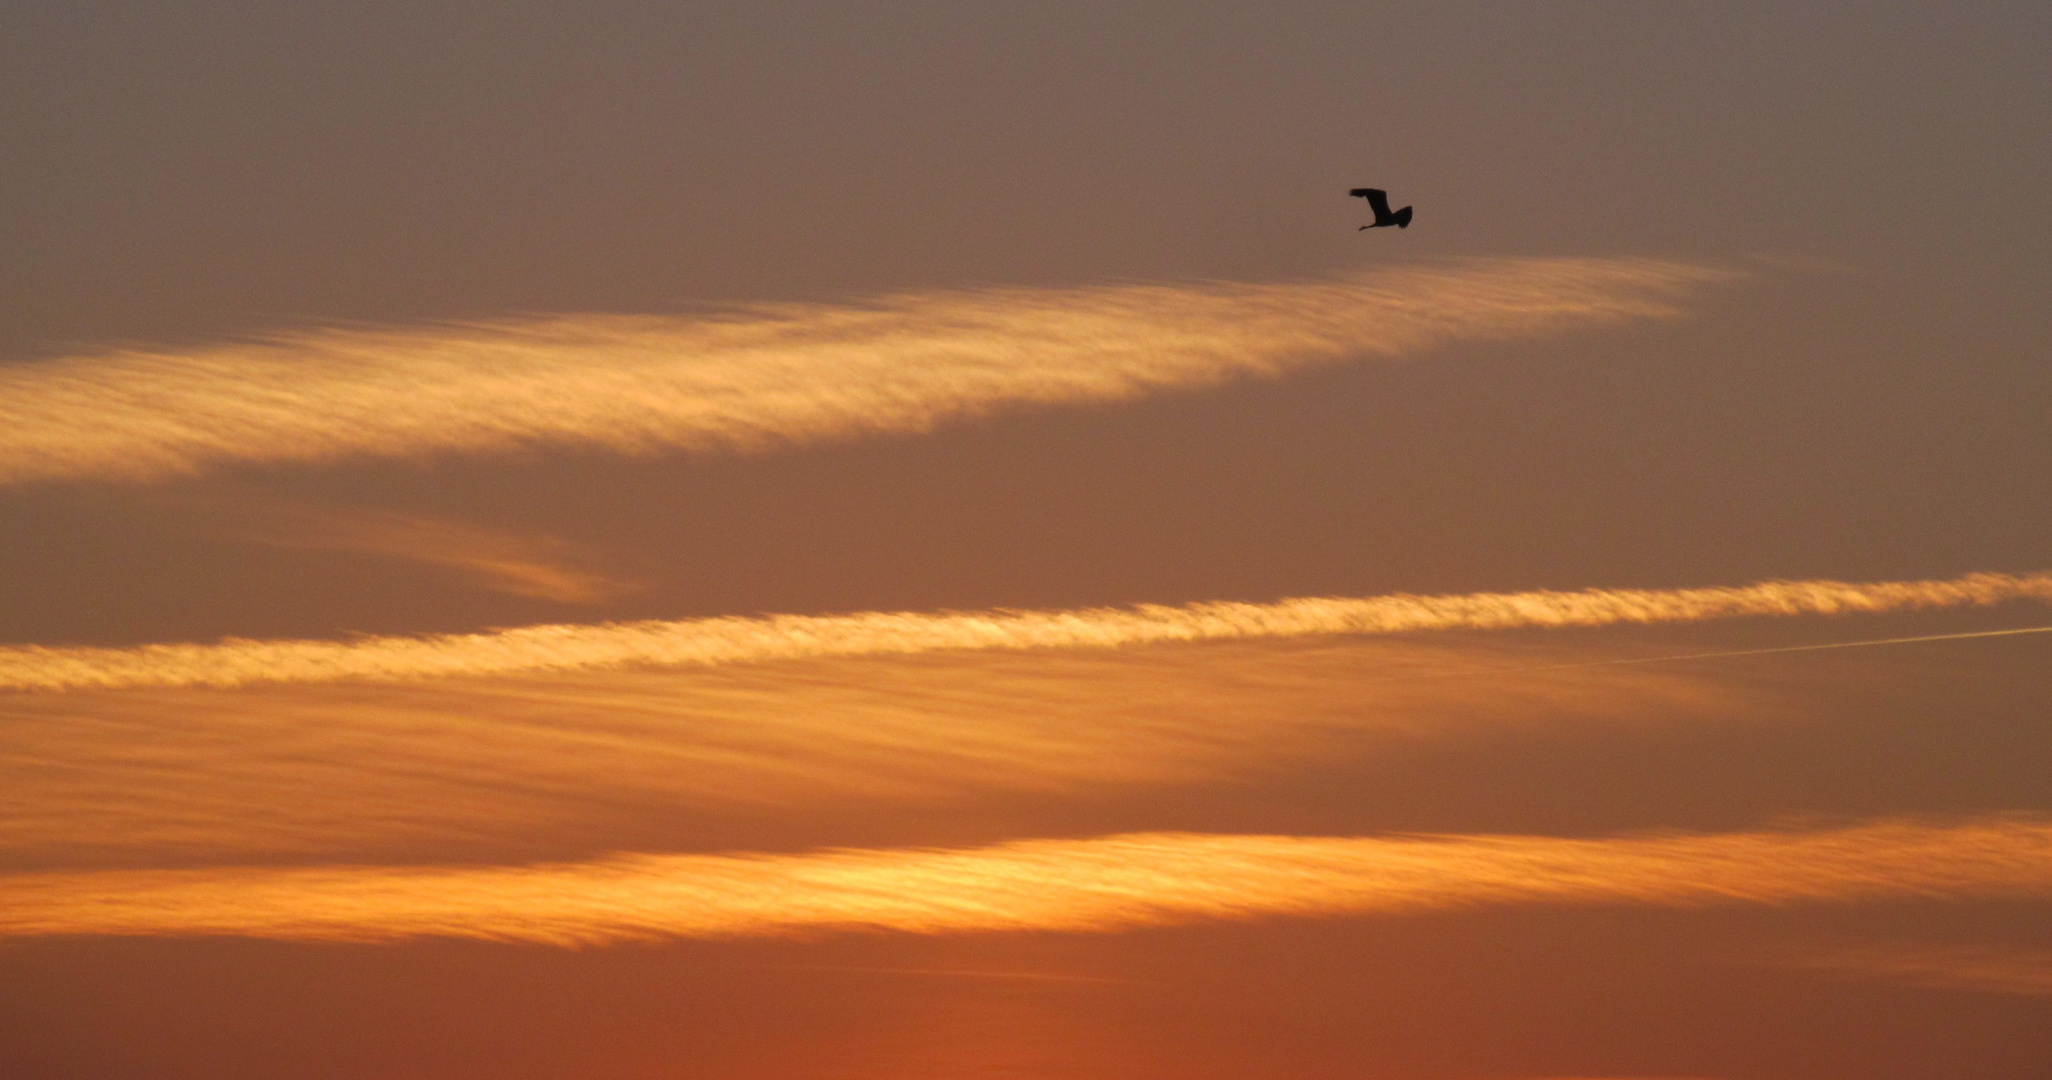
[{"left": 4, "top": 4, "right": 2051, "bottom": 1078}]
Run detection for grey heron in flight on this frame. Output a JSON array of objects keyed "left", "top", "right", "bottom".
[{"left": 1350, "top": 188, "right": 1413, "bottom": 229}]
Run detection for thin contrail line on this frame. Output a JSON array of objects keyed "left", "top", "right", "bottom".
[
  {"left": 3, "top": 571, "right": 2048, "bottom": 692},
  {"left": 1471, "top": 625, "right": 2052, "bottom": 676}
]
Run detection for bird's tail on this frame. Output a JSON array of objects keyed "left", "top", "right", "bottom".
[{"left": 1393, "top": 206, "right": 1413, "bottom": 228}]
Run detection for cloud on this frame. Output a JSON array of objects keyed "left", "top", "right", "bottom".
[
  {"left": 0, "top": 638, "right": 1756, "bottom": 866},
  {"left": 2, "top": 569, "right": 2045, "bottom": 693},
  {"left": 0, "top": 257, "right": 1731, "bottom": 485},
  {"left": 4, "top": 818, "right": 2047, "bottom": 944},
  {"left": 1766, "top": 943, "right": 2052, "bottom": 997},
  {"left": 218, "top": 500, "right": 640, "bottom": 604}
]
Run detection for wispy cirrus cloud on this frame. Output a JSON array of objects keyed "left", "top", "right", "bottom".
[
  {"left": 0, "top": 257, "right": 1731, "bottom": 485},
  {"left": 4, "top": 818, "right": 2047, "bottom": 944},
  {"left": 1, "top": 569, "right": 2044, "bottom": 693},
  {"left": 217, "top": 500, "right": 640, "bottom": 604},
  {"left": 0, "top": 639, "right": 1756, "bottom": 866}
]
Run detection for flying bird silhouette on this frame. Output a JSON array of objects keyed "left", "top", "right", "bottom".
[{"left": 1350, "top": 188, "right": 1413, "bottom": 229}]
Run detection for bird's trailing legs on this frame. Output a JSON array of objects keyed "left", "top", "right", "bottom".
[{"left": 1350, "top": 187, "right": 1413, "bottom": 229}]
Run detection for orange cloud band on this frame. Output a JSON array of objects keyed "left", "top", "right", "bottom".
[
  {"left": 4, "top": 819, "right": 2047, "bottom": 944},
  {"left": 0, "top": 257, "right": 1728, "bottom": 485},
  {"left": 0, "top": 640, "right": 1749, "bottom": 865},
  {"left": 3, "top": 570, "right": 2047, "bottom": 692}
]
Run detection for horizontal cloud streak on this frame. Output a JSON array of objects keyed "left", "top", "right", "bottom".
[
  {"left": 3, "top": 570, "right": 2047, "bottom": 693},
  {"left": 1770, "top": 943, "right": 2052, "bottom": 996},
  {"left": 0, "top": 640, "right": 1753, "bottom": 866},
  {"left": 222, "top": 500, "right": 640, "bottom": 604},
  {"left": 0, "top": 258, "right": 1728, "bottom": 485},
  {"left": 4, "top": 818, "right": 2048, "bottom": 944}
]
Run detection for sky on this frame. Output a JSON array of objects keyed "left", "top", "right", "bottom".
[{"left": 2, "top": 3, "right": 2050, "bottom": 1078}]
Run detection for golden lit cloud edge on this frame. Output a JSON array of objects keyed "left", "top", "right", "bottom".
[
  {"left": 3, "top": 570, "right": 2047, "bottom": 692},
  {"left": 0, "top": 257, "right": 1728, "bottom": 484},
  {"left": 4, "top": 818, "right": 2047, "bottom": 944}
]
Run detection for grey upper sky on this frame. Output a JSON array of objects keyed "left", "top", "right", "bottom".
[
  {"left": 4, "top": 2, "right": 2049, "bottom": 645},
  {"left": 4, "top": 2, "right": 2046, "bottom": 347}
]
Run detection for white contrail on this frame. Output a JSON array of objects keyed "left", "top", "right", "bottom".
[
  {"left": 3, "top": 818, "right": 2047, "bottom": 944},
  {"left": 1468, "top": 625, "right": 2052, "bottom": 675},
  {"left": 0, "top": 257, "right": 1729, "bottom": 485},
  {"left": 1, "top": 570, "right": 2046, "bottom": 693}
]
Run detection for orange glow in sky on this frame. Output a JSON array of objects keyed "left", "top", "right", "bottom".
[
  {"left": 7, "top": 818, "right": 2051, "bottom": 944},
  {"left": 4, "top": 5, "right": 2050, "bottom": 1078}
]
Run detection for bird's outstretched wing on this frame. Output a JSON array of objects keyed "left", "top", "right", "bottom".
[{"left": 1350, "top": 188, "right": 1394, "bottom": 220}]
